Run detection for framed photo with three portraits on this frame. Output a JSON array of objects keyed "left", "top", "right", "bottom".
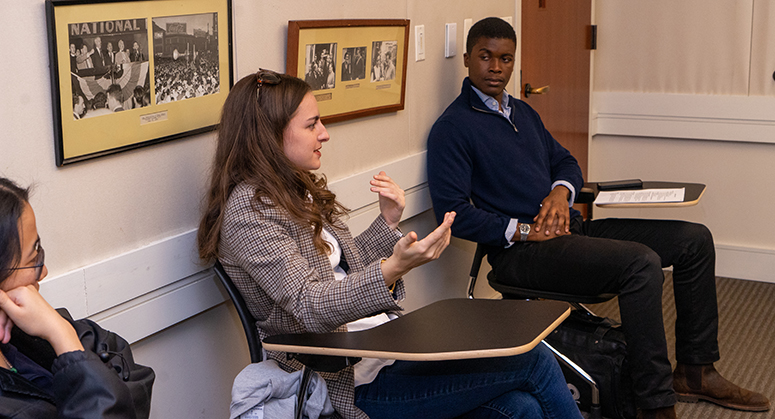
[{"left": 287, "top": 19, "right": 410, "bottom": 124}]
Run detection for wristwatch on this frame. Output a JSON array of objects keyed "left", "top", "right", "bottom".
[{"left": 518, "top": 223, "right": 531, "bottom": 242}]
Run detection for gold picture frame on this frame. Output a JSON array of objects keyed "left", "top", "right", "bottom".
[
  {"left": 287, "top": 19, "right": 409, "bottom": 124},
  {"left": 46, "top": 0, "right": 233, "bottom": 166}
]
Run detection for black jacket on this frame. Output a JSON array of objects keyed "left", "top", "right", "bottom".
[{"left": 0, "top": 310, "right": 154, "bottom": 418}]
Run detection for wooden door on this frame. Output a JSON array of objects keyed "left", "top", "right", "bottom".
[{"left": 520, "top": 0, "right": 593, "bottom": 179}]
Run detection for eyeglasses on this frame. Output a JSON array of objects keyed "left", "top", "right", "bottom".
[
  {"left": 3, "top": 241, "right": 45, "bottom": 281},
  {"left": 256, "top": 68, "right": 281, "bottom": 102}
]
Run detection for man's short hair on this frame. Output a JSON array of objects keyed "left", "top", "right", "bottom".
[
  {"left": 107, "top": 84, "right": 123, "bottom": 102},
  {"left": 91, "top": 92, "right": 107, "bottom": 110},
  {"left": 466, "top": 17, "right": 517, "bottom": 55}
]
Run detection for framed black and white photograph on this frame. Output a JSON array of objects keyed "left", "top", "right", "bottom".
[
  {"left": 46, "top": 0, "right": 232, "bottom": 166},
  {"left": 152, "top": 13, "right": 222, "bottom": 104},
  {"left": 303, "top": 42, "right": 337, "bottom": 91},
  {"left": 287, "top": 19, "right": 409, "bottom": 124},
  {"left": 370, "top": 40, "right": 397, "bottom": 83},
  {"left": 68, "top": 18, "right": 151, "bottom": 119},
  {"left": 341, "top": 46, "right": 366, "bottom": 82}
]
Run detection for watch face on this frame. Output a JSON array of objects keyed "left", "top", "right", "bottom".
[{"left": 519, "top": 223, "right": 530, "bottom": 234}]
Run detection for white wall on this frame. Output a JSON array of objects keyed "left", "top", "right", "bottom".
[
  {"left": 590, "top": 1, "right": 775, "bottom": 283},
  {"left": 0, "top": 0, "right": 512, "bottom": 416},
  {"left": 593, "top": 0, "right": 753, "bottom": 95}
]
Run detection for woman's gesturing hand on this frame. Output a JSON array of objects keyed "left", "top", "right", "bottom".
[
  {"left": 370, "top": 171, "right": 405, "bottom": 230},
  {"left": 381, "top": 211, "right": 455, "bottom": 285}
]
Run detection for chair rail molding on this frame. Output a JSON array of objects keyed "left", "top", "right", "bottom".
[{"left": 593, "top": 92, "right": 775, "bottom": 144}]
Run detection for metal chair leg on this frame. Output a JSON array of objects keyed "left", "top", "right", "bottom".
[
  {"left": 296, "top": 366, "right": 314, "bottom": 419},
  {"left": 467, "top": 274, "right": 477, "bottom": 299}
]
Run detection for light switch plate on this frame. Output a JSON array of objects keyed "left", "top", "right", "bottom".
[
  {"left": 463, "top": 18, "right": 472, "bottom": 51},
  {"left": 445, "top": 23, "right": 457, "bottom": 58},
  {"left": 415, "top": 25, "right": 425, "bottom": 61}
]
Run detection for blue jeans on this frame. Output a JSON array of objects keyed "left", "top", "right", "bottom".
[{"left": 354, "top": 342, "right": 582, "bottom": 419}]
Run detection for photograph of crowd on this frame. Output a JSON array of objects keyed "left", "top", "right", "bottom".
[
  {"left": 304, "top": 43, "right": 337, "bottom": 90},
  {"left": 370, "top": 40, "right": 397, "bottom": 83},
  {"left": 68, "top": 18, "right": 151, "bottom": 120},
  {"left": 152, "top": 13, "right": 221, "bottom": 104},
  {"left": 341, "top": 46, "right": 367, "bottom": 82}
]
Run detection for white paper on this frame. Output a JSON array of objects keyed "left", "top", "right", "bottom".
[{"left": 594, "top": 188, "right": 685, "bottom": 205}]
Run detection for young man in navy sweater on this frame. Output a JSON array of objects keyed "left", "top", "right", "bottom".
[{"left": 426, "top": 17, "right": 769, "bottom": 419}]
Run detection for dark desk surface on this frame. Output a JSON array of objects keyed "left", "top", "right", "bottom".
[
  {"left": 262, "top": 299, "right": 570, "bottom": 361},
  {"left": 583, "top": 181, "right": 706, "bottom": 208}
]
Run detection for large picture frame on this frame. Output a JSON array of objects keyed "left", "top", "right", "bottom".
[
  {"left": 287, "top": 19, "right": 409, "bottom": 124},
  {"left": 46, "top": 0, "right": 233, "bottom": 166}
]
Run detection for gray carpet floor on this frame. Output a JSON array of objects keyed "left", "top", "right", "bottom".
[{"left": 586, "top": 273, "right": 775, "bottom": 419}]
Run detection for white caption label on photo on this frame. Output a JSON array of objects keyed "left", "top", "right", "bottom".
[{"left": 140, "top": 110, "right": 168, "bottom": 125}]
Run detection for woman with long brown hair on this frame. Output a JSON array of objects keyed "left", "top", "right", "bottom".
[{"left": 198, "top": 70, "right": 582, "bottom": 419}]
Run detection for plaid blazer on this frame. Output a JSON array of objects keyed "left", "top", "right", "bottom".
[{"left": 219, "top": 182, "right": 405, "bottom": 419}]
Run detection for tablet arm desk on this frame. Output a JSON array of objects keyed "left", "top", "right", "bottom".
[
  {"left": 262, "top": 298, "right": 570, "bottom": 362},
  {"left": 215, "top": 262, "right": 570, "bottom": 419}
]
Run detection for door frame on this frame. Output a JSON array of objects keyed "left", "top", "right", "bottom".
[{"left": 514, "top": 0, "right": 596, "bottom": 164}]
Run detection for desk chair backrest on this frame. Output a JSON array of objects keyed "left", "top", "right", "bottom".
[
  {"left": 214, "top": 261, "right": 263, "bottom": 363},
  {"left": 214, "top": 261, "right": 361, "bottom": 373},
  {"left": 467, "top": 244, "right": 488, "bottom": 298}
]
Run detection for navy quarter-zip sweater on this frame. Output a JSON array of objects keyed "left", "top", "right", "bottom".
[{"left": 427, "top": 78, "right": 583, "bottom": 249}]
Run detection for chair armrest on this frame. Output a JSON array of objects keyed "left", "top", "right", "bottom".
[
  {"left": 576, "top": 185, "right": 596, "bottom": 204},
  {"left": 469, "top": 244, "right": 487, "bottom": 279}
]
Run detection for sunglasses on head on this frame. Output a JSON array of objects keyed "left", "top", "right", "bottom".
[{"left": 256, "top": 68, "right": 281, "bottom": 101}]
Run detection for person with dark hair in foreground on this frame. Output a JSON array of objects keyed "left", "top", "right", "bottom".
[
  {"left": 197, "top": 69, "right": 583, "bottom": 419},
  {"left": 426, "top": 16, "right": 770, "bottom": 419},
  {"left": 0, "top": 177, "right": 155, "bottom": 419}
]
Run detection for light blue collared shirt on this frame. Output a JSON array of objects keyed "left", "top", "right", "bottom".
[
  {"left": 471, "top": 85, "right": 513, "bottom": 122},
  {"left": 469, "top": 85, "right": 576, "bottom": 246}
]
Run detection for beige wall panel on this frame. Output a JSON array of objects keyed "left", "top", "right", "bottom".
[
  {"left": 232, "top": 0, "right": 514, "bottom": 182},
  {"left": 131, "top": 304, "right": 249, "bottom": 418},
  {"left": 589, "top": 135, "right": 775, "bottom": 250},
  {"left": 1, "top": 2, "right": 215, "bottom": 276},
  {"left": 594, "top": 0, "right": 753, "bottom": 94},
  {"left": 750, "top": 0, "right": 775, "bottom": 96},
  {"left": 233, "top": 0, "right": 412, "bottom": 181},
  {"left": 404, "top": 2, "right": 517, "bottom": 156}
]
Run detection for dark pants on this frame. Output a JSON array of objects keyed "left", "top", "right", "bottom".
[{"left": 490, "top": 216, "right": 720, "bottom": 410}]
